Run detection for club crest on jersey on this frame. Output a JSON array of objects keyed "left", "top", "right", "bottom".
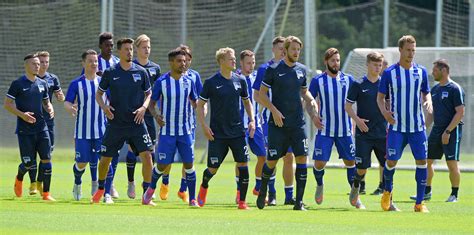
[
  {"left": 388, "top": 148, "right": 396, "bottom": 156},
  {"left": 413, "top": 71, "right": 420, "bottom": 79},
  {"left": 233, "top": 81, "right": 241, "bottom": 90},
  {"left": 47, "top": 79, "right": 54, "bottom": 87},
  {"left": 296, "top": 70, "right": 304, "bottom": 80},
  {"left": 442, "top": 91, "right": 449, "bottom": 99},
  {"left": 149, "top": 68, "right": 156, "bottom": 76},
  {"left": 339, "top": 80, "right": 347, "bottom": 87},
  {"left": 132, "top": 73, "right": 142, "bottom": 82},
  {"left": 158, "top": 153, "right": 166, "bottom": 160},
  {"left": 38, "top": 84, "right": 45, "bottom": 93},
  {"left": 182, "top": 79, "right": 190, "bottom": 89}
]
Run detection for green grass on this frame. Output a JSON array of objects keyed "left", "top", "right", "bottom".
[{"left": 1, "top": 147, "right": 473, "bottom": 234}]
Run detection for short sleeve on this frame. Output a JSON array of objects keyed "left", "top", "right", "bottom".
[
  {"left": 65, "top": 80, "right": 78, "bottom": 103},
  {"left": 452, "top": 85, "right": 465, "bottom": 107},
  {"left": 142, "top": 71, "right": 151, "bottom": 92},
  {"left": 252, "top": 65, "right": 266, "bottom": 90},
  {"left": 151, "top": 79, "right": 162, "bottom": 102},
  {"left": 98, "top": 70, "right": 110, "bottom": 92},
  {"left": 199, "top": 79, "right": 211, "bottom": 102},
  {"left": 189, "top": 80, "right": 197, "bottom": 101},
  {"left": 42, "top": 81, "right": 49, "bottom": 100},
  {"left": 346, "top": 81, "right": 359, "bottom": 103},
  {"left": 194, "top": 72, "right": 203, "bottom": 95},
  {"left": 52, "top": 75, "right": 61, "bottom": 92},
  {"left": 301, "top": 69, "right": 307, "bottom": 88},
  {"left": 378, "top": 70, "right": 390, "bottom": 95},
  {"left": 420, "top": 68, "right": 430, "bottom": 94},
  {"left": 309, "top": 77, "right": 320, "bottom": 99},
  {"left": 6, "top": 80, "right": 20, "bottom": 100},
  {"left": 240, "top": 78, "right": 249, "bottom": 99},
  {"left": 262, "top": 67, "right": 274, "bottom": 88}
]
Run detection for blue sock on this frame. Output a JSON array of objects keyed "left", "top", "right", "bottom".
[
  {"left": 98, "top": 179, "right": 106, "bottom": 190},
  {"left": 41, "top": 162, "right": 52, "bottom": 192},
  {"left": 17, "top": 163, "right": 28, "bottom": 181},
  {"left": 150, "top": 167, "right": 163, "bottom": 189},
  {"left": 179, "top": 178, "right": 187, "bottom": 192},
  {"left": 415, "top": 165, "right": 427, "bottom": 204},
  {"left": 346, "top": 165, "right": 356, "bottom": 187},
  {"left": 284, "top": 186, "right": 294, "bottom": 201},
  {"left": 313, "top": 166, "right": 325, "bottom": 186},
  {"left": 255, "top": 177, "right": 262, "bottom": 191},
  {"left": 268, "top": 175, "right": 276, "bottom": 194},
  {"left": 89, "top": 159, "right": 98, "bottom": 182},
  {"left": 104, "top": 164, "right": 114, "bottom": 195},
  {"left": 235, "top": 176, "right": 240, "bottom": 191},
  {"left": 383, "top": 163, "right": 395, "bottom": 192},
  {"left": 162, "top": 174, "right": 169, "bottom": 185},
  {"left": 142, "top": 181, "right": 150, "bottom": 194},
  {"left": 111, "top": 156, "right": 119, "bottom": 178},
  {"left": 73, "top": 163, "right": 85, "bottom": 185},
  {"left": 185, "top": 168, "right": 196, "bottom": 200}
]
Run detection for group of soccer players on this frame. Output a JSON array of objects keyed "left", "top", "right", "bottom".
[{"left": 5, "top": 33, "right": 465, "bottom": 212}]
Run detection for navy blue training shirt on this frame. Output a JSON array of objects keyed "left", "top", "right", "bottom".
[
  {"left": 133, "top": 59, "right": 161, "bottom": 118},
  {"left": 98, "top": 63, "right": 151, "bottom": 128},
  {"left": 346, "top": 76, "right": 387, "bottom": 140},
  {"left": 431, "top": 80, "right": 465, "bottom": 128},
  {"left": 199, "top": 72, "right": 249, "bottom": 139},
  {"left": 38, "top": 72, "right": 61, "bottom": 125},
  {"left": 6, "top": 75, "right": 49, "bottom": 134},
  {"left": 261, "top": 60, "right": 307, "bottom": 128}
]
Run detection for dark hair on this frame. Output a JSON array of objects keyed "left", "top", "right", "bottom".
[
  {"left": 116, "top": 38, "right": 134, "bottom": 50},
  {"left": 240, "top": 50, "right": 254, "bottom": 61},
  {"left": 324, "top": 47, "right": 339, "bottom": 61},
  {"left": 168, "top": 47, "right": 187, "bottom": 61},
  {"left": 433, "top": 59, "right": 450, "bottom": 74},
  {"left": 272, "top": 36, "right": 285, "bottom": 46},
  {"left": 81, "top": 49, "right": 98, "bottom": 61},
  {"left": 178, "top": 44, "right": 192, "bottom": 58},
  {"left": 24, "top": 53, "right": 38, "bottom": 61},
  {"left": 99, "top": 32, "right": 113, "bottom": 45}
]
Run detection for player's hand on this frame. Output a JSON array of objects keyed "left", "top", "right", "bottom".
[
  {"left": 202, "top": 124, "right": 214, "bottom": 141},
  {"left": 67, "top": 104, "right": 78, "bottom": 117},
  {"left": 442, "top": 132, "right": 450, "bottom": 145},
  {"left": 21, "top": 112, "right": 36, "bottom": 124},
  {"left": 56, "top": 92, "right": 65, "bottom": 102},
  {"left": 383, "top": 111, "right": 395, "bottom": 125},
  {"left": 248, "top": 121, "right": 256, "bottom": 138},
  {"left": 423, "top": 100, "right": 433, "bottom": 114},
  {"left": 312, "top": 115, "right": 323, "bottom": 130},
  {"left": 48, "top": 107, "right": 55, "bottom": 119},
  {"left": 155, "top": 114, "right": 165, "bottom": 127},
  {"left": 356, "top": 117, "right": 369, "bottom": 132},
  {"left": 133, "top": 106, "right": 146, "bottom": 124},
  {"left": 104, "top": 105, "right": 115, "bottom": 120},
  {"left": 271, "top": 108, "right": 285, "bottom": 127}
]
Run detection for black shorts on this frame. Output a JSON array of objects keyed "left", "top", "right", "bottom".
[
  {"left": 100, "top": 124, "right": 153, "bottom": 157},
  {"left": 17, "top": 131, "right": 51, "bottom": 166},
  {"left": 355, "top": 138, "right": 386, "bottom": 169},
  {"left": 207, "top": 136, "right": 249, "bottom": 168},
  {"left": 144, "top": 115, "right": 157, "bottom": 145},
  {"left": 267, "top": 125, "right": 308, "bottom": 161},
  {"left": 47, "top": 123, "right": 55, "bottom": 152},
  {"left": 428, "top": 126, "right": 462, "bottom": 161}
]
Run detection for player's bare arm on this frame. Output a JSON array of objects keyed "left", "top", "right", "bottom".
[
  {"left": 377, "top": 92, "right": 395, "bottom": 125},
  {"left": 258, "top": 85, "right": 284, "bottom": 127},
  {"left": 4, "top": 97, "right": 36, "bottom": 123},
  {"left": 242, "top": 98, "right": 255, "bottom": 138},
  {"left": 197, "top": 99, "right": 213, "bottom": 141},
  {"left": 133, "top": 90, "right": 151, "bottom": 124},
  {"left": 95, "top": 89, "right": 114, "bottom": 120}
]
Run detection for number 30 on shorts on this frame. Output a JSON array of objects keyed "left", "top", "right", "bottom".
[{"left": 142, "top": 134, "right": 152, "bottom": 144}]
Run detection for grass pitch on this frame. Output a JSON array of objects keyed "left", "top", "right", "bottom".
[{"left": 1, "top": 147, "right": 473, "bottom": 234}]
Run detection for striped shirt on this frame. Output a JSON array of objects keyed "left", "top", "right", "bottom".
[
  {"left": 81, "top": 54, "right": 119, "bottom": 75},
  {"left": 151, "top": 73, "right": 197, "bottom": 136},
  {"left": 237, "top": 69, "right": 261, "bottom": 128},
  {"left": 309, "top": 72, "right": 354, "bottom": 137},
  {"left": 252, "top": 59, "right": 276, "bottom": 125},
  {"left": 65, "top": 75, "right": 107, "bottom": 139},
  {"left": 185, "top": 69, "right": 203, "bottom": 130},
  {"left": 379, "top": 63, "right": 430, "bottom": 133}
]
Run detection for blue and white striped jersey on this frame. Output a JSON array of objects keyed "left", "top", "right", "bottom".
[
  {"left": 252, "top": 59, "right": 276, "bottom": 125},
  {"left": 185, "top": 68, "right": 202, "bottom": 130},
  {"left": 65, "top": 75, "right": 107, "bottom": 139},
  {"left": 151, "top": 73, "right": 197, "bottom": 136},
  {"left": 309, "top": 72, "right": 354, "bottom": 137},
  {"left": 379, "top": 63, "right": 430, "bottom": 133},
  {"left": 237, "top": 69, "right": 261, "bottom": 128}
]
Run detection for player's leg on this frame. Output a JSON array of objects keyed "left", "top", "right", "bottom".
[
  {"left": 371, "top": 139, "right": 386, "bottom": 195},
  {"left": 14, "top": 134, "right": 36, "bottom": 197},
  {"left": 444, "top": 126, "right": 461, "bottom": 202},
  {"left": 72, "top": 139, "right": 92, "bottom": 201},
  {"left": 36, "top": 124, "right": 54, "bottom": 187},
  {"left": 198, "top": 138, "right": 228, "bottom": 207},
  {"left": 126, "top": 144, "right": 137, "bottom": 197},
  {"left": 312, "top": 135, "right": 333, "bottom": 205},
  {"left": 351, "top": 138, "right": 371, "bottom": 208},
  {"left": 290, "top": 127, "right": 309, "bottom": 210},
  {"left": 176, "top": 134, "right": 196, "bottom": 206},
  {"left": 229, "top": 136, "right": 250, "bottom": 209},
  {"left": 282, "top": 151, "right": 294, "bottom": 204},
  {"left": 409, "top": 131, "right": 429, "bottom": 212},
  {"left": 336, "top": 136, "right": 356, "bottom": 188},
  {"left": 37, "top": 130, "right": 54, "bottom": 201},
  {"left": 248, "top": 127, "right": 266, "bottom": 196},
  {"left": 381, "top": 130, "right": 404, "bottom": 211}
]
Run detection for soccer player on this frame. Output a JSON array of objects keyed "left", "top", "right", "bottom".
[
  {"left": 309, "top": 48, "right": 357, "bottom": 208},
  {"left": 142, "top": 48, "right": 199, "bottom": 207},
  {"left": 196, "top": 47, "right": 256, "bottom": 210},
  {"left": 377, "top": 35, "right": 432, "bottom": 213},
  {"left": 91, "top": 38, "right": 154, "bottom": 205},
  {"left": 256, "top": 36, "right": 318, "bottom": 211},
  {"left": 4, "top": 53, "right": 55, "bottom": 201},
  {"left": 234, "top": 50, "right": 266, "bottom": 204},
  {"left": 126, "top": 34, "right": 161, "bottom": 199},
  {"left": 160, "top": 44, "right": 203, "bottom": 203},
  {"left": 253, "top": 36, "right": 296, "bottom": 205},
  {"left": 345, "top": 52, "right": 389, "bottom": 210},
  {"left": 65, "top": 49, "right": 107, "bottom": 200},
  {"left": 409, "top": 59, "right": 464, "bottom": 203},
  {"left": 33, "top": 51, "right": 65, "bottom": 196}
]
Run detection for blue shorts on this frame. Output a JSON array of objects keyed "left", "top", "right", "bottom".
[
  {"left": 246, "top": 127, "right": 266, "bottom": 157},
  {"left": 313, "top": 135, "right": 355, "bottom": 162},
  {"left": 75, "top": 139, "right": 101, "bottom": 163},
  {"left": 267, "top": 125, "right": 308, "bottom": 161},
  {"left": 47, "top": 123, "right": 55, "bottom": 152},
  {"left": 172, "top": 129, "right": 196, "bottom": 162},
  {"left": 157, "top": 134, "right": 194, "bottom": 164},
  {"left": 262, "top": 122, "right": 293, "bottom": 154},
  {"left": 428, "top": 126, "right": 462, "bottom": 161},
  {"left": 386, "top": 130, "right": 427, "bottom": 161},
  {"left": 100, "top": 124, "right": 153, "bottom": 157},
  {"left": 17, "top": 131, "right": 51, "bottom": 166},
  {"left": 207, "top": 136, "right": 249, "bottom": 168}
]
